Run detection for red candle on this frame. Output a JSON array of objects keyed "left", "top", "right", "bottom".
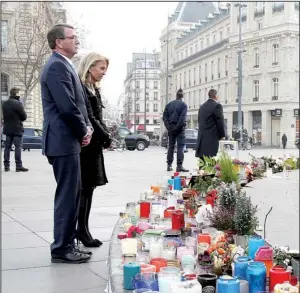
[
  {"left": 140, "top": 201, "right": 151, "bottom": 218},
  {"left": 164, "top": 207, "right": 175, "bottom": 218},
  {"left": 172, "top": 210, "right": 185, "bottom": 230},
  {"left": 150, "top": 258, "right": 167, "bottom": 272},
  {"left": 197, "top": 233, "right": 211, "bottom": 245},
  {"left": 269, "top": 265, "right": 291, "bottom": 292}
]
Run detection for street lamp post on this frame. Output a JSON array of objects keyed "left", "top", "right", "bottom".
[
  {"left": 235, "top": 2, "right": 246, "bottom": 140},
  {"left": 166, "top": 15, "right": 170, "bottom": 105},
  {"left": 133, "top": 60, "right": 137, "bottom": 133},
  {"left": 144, "top": 49, "right": 147, "bottom": 134}
]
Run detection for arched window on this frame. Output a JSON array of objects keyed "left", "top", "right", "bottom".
[
  {"left": 254, "top": 80, "right": 260, "bottom": 99},
  {"left": 272, "top": 44, "right": 279, "bottom": 64},
  {"left": 272, "top": 78, "right": 279, "bottom": 100},
  {"left": 254, "top": 48, "right": 259, "bottom": 67},
  {"left": 1, "top": 73, "right": 9, "bottom": 100}
]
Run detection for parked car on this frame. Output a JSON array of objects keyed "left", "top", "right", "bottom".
[
  {"left": 118, "top": 127, "right": 150, "bottom": 151},
  {"left": 23, "top": 128, "right": 42, "bottom": 150},
  {"left": 161, "top": 128, "right": 198, "bottom": 149}
]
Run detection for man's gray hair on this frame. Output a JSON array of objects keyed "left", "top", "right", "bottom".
[
  {"left": 47, "top": 24, "right": 74, "bottom": 49},
  {"left": 10, "top": 87, "right": 20, "bottom": 97},
  {"left": 208, "top": 89, "right": 217, "bottom": 99}
]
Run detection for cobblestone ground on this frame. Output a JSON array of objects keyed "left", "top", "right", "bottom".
[{"left": 1, "top": 146, "right": 299, "bottom": 293}]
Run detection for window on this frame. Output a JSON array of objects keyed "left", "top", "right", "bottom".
[
  {"left": 211, "top": 61, "right": 214, "bottom": 80},
  {"left": 153, "top": 92, "right": 158, "bottom": 100},
  {"left": 199, "top": 66, "right": 201, "bottom": 83},
  {"left": 184, "top": 72, "right": 186, "bottom": 87},
  {"left": 227, "top": 27, "right": 230, "bottom": 37},
  {"left": 179, "top": 73, "right": 182, "bottom": 88},
  {"left": 272, "top": 44, "right": 279, "bottom": 64},
  {"left": 153, "top": 119, "right": 159, "bottom": 125},
  {"left": 225, "top": 56, "right": 228, "bottom": 76},
  {"left": 185, "top": 49, "right": 188, "bottom": 58},
  {"left": 146, "top": 80, "right": 149, "bottom": 88},
  {"left": 1, "top": 20, "right": 8, "bottom": 52},
  {"left": 146, "top": 119, "right": 150, "bottom": 124},
  {"left": 1, "top": 73, "right": 9, "bottom": 98},
  {"left": 220, "top": 30, "right": 223, "bottom": 41},
  {"left": 154, "top": 81, "right": 158, "bottom": 89},
  {"left": 272, "top": 2, "right": 284, "bottom": 13},
  {"left": 258, "top": 21, "right": 263, "bottom": 30},
  {"left": 218, "top": 58, "right": 221, "bottom": 78},
  {"left": 225, "top": 83, "right": 228, "bottom": 103},
  {"left": 181, "top": 51, "right": 183, "bottom": 59},
  {"left": 146, "top": 104, "right": 149, "bottom": 112},
  {"left": 190, "top": 47, "right": 193, "bottom": 55},
  {"left": 195, "top": 43, "right": 198, "bottom": 52},
  {"left": 205, "top": 63, "right": 207, "bottom": 82},
  {"left": 153, "top": 103, "right": 158, "bottom": 112},
  {"left": 254, "top": 80, "right": 260, "bottom": 100},
  {"left": 272, "top": 78, "right": 279, "bottom": 100},
  {"left": 198, "top": 89, "right": 201, "bottom": 106},
  {"left": 213, "top": 34, "right": 216, "bottom": 44},
  {"left": 254, "top": 1, "right": 265, "bottom": 17},
  {"left": 188, "top": 70, "right": 191, "bottom": 86},
  {"left": 193, "top": 68, "right": 196, "bottom": 85},
  {"left": 190, "top": 91, "right": 194, "bottom": 108},
  {"left": 135, "top": 117, "right": 140, "bottom": 124},
  {"left": 206, "top": 37, "right": 210, "bottom": 47},
  {"left": 200, "top": 40, "right": 204, "bottom": 49},
  {"left": 136, "top": 80, "right": 140, "bottom": 88},
  {"left": 119, "top": 128, "right": 131, "bottom": 137},
  {"left": 254, "top": 48, "right": 259, "bottom": 67}
]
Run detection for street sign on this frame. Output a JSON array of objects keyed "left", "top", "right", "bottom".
[{"left": 271, "top": 108, "right": 282, "bottom": 117}]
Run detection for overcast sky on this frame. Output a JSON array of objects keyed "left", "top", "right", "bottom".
[{"left": 63, "top": 2, "right": 178, "bottom": 106}]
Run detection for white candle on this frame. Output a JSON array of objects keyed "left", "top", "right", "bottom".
[
  {"left": 149, "top": 242, "right": 162, "bottom": 258},
  {"left": 161, "top": 249, "right": 176, "bottom": 260},
  {"left": 121, "top": 238, "right": 137, "bottom": 255}
]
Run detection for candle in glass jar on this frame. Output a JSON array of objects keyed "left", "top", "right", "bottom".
[
  {"left": 150, "top": 242, "right": 162, "bottom": 258},
  {"left": 170, "top": 280, "right": 202, "bottom": 293},
  {"left": 121, "top": 238, "right": 137, "bottom": 255},
  {"left": 177, "top": 246, "right": 194, "bottom": 261},
  {"left": 161, "top": 248, "right": 176, "bottom": 260},
  {"left": 140, "top": 264, "right": 156, "bottom": 273}
]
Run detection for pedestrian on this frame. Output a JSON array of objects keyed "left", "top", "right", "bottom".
[
  {"left": 2, "top": 87, "right": 28, "bottom": 172},
  {"left": 195, "top": 89, "right": 226, "bottom": 161},
  {"left": 41, "top": 24, "right": 93, "bottom": 264},
  {"left": 163, "top": 88, "right": 189, "bottom": 172},
  {"left": 77, "top": 52, "right": 112, "bottom": 247},
  {"left": 282, "top": 133, "right": 287, "bottom": 149}
]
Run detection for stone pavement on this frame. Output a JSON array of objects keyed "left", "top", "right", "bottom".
[{"left": 1, "top": 146, "right": 299, "bottom": 293}]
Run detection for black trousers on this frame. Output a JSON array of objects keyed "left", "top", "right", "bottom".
[
  {"left": 3, "top": 135, "right": 23, "bottom": 168},
  {"left": 47, "top": 154, "right": 81, "bottom": 256},
  {"left": 167, "top": 130, "right": 185, "bottom": 166}
]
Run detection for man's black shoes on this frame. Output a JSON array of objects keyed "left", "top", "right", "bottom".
[
  {"left": 176, "top": 165, "right": 189, "bottom": 172},
  {"left": 4, "top": 168, "right": 10, "bottom": 172},
  {"left": 16, "top": 166, "right": 29, "bottom": 172},
  {"left": 167, "top": 165, "right": 173, "bottom": 171},
  {"left": 51, "top": 251, "right": 91, "bottom": 264}
]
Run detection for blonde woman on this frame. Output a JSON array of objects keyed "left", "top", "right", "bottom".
[{"left": 77, "top": 53, "right": 111, "bottom": 247}]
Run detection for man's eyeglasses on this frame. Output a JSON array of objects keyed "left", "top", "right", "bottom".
[{"left": 59, "top": 36, "right": 78, "bottom": 40}]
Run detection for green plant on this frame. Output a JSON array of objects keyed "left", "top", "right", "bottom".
[
  {"left": 273, "top": 247, "right": 291, "bottom": 268},
  {"left": 218, "top": 151, "right": 239, "bottom": 184},
  {"left": 284, "top": 158, "right": 297, "bottom": 170},
  {"left": 217, "top": 182, "right": 239, "bottom": 209},
  {"left": 193, "top": 175, "right": 214, "bottom": 195},
  {"left": 234, "top": 191, "right": 258, "bottom": 235},
  {"left": 198, "top": 156, "right": 217, "bottom": 174}
]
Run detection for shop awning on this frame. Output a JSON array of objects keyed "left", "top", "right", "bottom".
[{"left": 137, "top": 124, "right": 145, "bottom": 131}]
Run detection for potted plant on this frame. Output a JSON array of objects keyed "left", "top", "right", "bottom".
[
  {"left": 218, "top": 151, "right": 239, "bottom": 184},
  {"left": 208, "top": 204, "right": 235, "bottom": 232},
  {"left": 197, "top": 251, "right": 214, "bottom": 274},
  {"left": 234, "top": 191, "right": 259, "bottom": 246},
  {"left": 273, "top": 247, "right": 291, "bottom": 268},
  {"left": 217, "top": 182, "right": 239, "bottom": 210}
]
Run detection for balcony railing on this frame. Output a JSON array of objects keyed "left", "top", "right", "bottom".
[{"left": 254, "top": 8, "right": 265, "bottom": 18}]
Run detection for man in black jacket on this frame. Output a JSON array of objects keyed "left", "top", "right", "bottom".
[
  {"left": 195, "top": 89, "right": 226, "bottom": 160},
  {"left": 2, "top": 87, "right": 28, "bottom": 172},
  {"left": 163, "top": 88, "right": 189, "bottom": 172}
]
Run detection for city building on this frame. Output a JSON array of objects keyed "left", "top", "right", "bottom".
[
  {"left": 169, "top": 1, "right": 299, "bottom": 148},
  {"left": 159, "top": 2, "right": 219, "bottom": 135},
  {"left": 1, "top": 2, "right": 66, "bottom": 128},
  {"left": 123, "top": 52, "right": 161, "bottom": 135}
]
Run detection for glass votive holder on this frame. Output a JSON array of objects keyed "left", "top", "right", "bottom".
[
  {"left": 123, "top": 254, "right": 136, "bottom": 264},
  {"left": 140, "top": 264, "right": 156, "bottom": 273},
  {"left": 158, "top": 267, "right": 181, "bottom": 293},
  {"left": 177, "top": 246, "right": 195, "bottom": 261},
  {"left": 161, "top": 247, "right": 176, "bottom": 260},
  {"left": 132, "top": 272, "right": 159, "bottom": 291},
  {"left": 181, "top": 254, "right": 196, "bottom": 272},
  {"left": 137, "top": 251, "right": 150, "bottom": 265}
]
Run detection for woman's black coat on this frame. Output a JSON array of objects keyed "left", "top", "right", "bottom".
[{"left": 80, "top": 85, "right": 110, "bottom": 188}]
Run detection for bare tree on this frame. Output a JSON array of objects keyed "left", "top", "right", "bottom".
[{"left": 2, "top": 2, "right": 66, "bottom": 106}]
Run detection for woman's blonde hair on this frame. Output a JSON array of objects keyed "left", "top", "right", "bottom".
[{"left": 77, "top": 52, "right": 109, "bottom": 88}]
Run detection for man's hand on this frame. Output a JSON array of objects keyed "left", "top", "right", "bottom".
[{"left": 82, "top": 126, "right": 93, "bottom": 147}]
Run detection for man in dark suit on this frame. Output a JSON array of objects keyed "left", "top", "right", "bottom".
[
  {"left": 163, "top": 88, "right": 189, "bottom": 172},
  {"left": 2, "top": 87, "right": 28, "bottom": 172},
  {"left": 41, "top": 24, "right": 93, "bottom": 264},
  {"left": 195, "top": 89, "right": 226, "bottom": 160}
]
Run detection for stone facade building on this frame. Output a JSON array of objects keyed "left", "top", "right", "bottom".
[
  {"left": 123, "top": 52, "right": 161, "bottom": 135},
  {"left": 1, "top": 2, "right": 66, "bottom": 128},
  {"left": 161, "top": 2, "right": 299, "bottom": 148}
]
